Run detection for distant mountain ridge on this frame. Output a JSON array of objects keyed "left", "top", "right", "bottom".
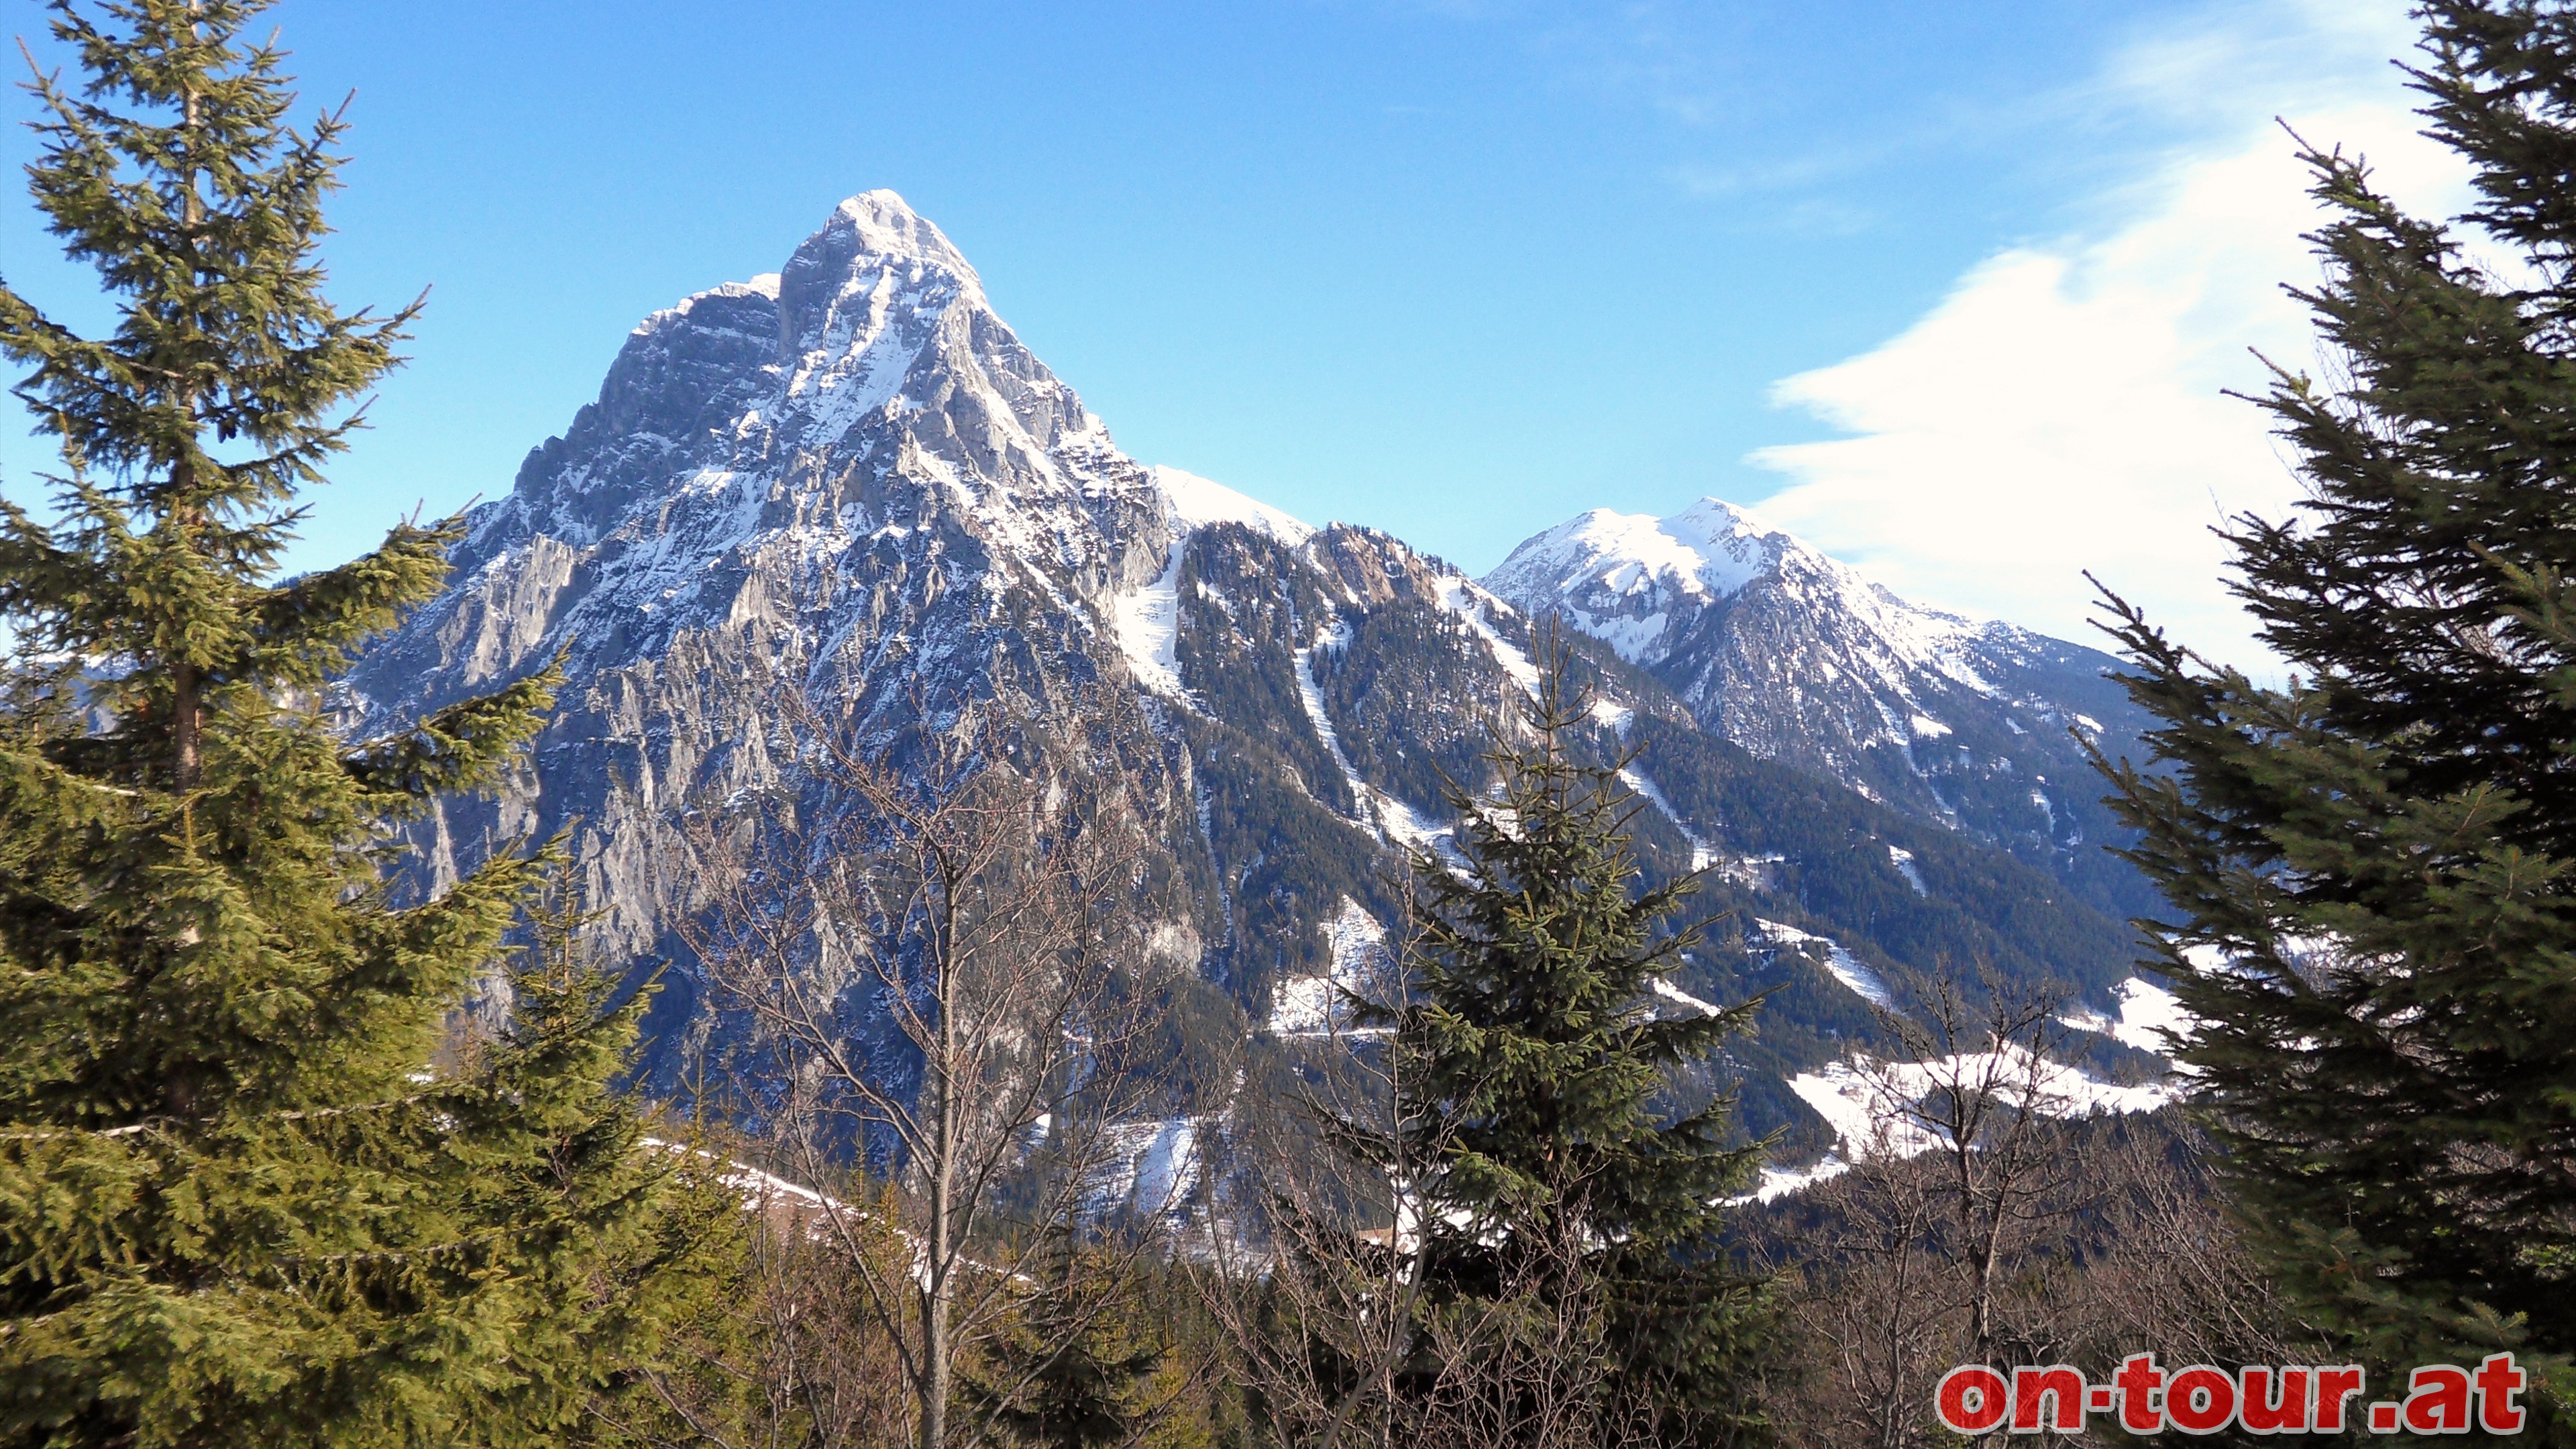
[
  {"left": 1484, "top": 498, "right": 2158, "bottom": 920},
  {"left": 345, "top": 190, "right": 2166, "bottom": 1167}
]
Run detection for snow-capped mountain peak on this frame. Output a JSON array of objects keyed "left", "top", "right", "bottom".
[
  {"left": 348, "top": 189, "right": 2159, "bottom": 1183},
  {"left": 818, "top": 189, "right": 982, "bottom": 282},
  {"left": 1483, "top": 496, "right": 2149, "bottom": 889},
  {"left": 1482, "top": 495, "right": 1960, "bottom": 668}
]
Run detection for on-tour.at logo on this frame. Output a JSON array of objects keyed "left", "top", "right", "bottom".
[{"left": 1935, "top": 1352, "right": 2527, "bottom": 1436}]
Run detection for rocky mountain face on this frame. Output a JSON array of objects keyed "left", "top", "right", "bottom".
[
  {"left": 347, "top": 192, "right": 2167, "bottom": 1163},
  {"left": 1483, "top": 500, "right": 2158, "bottom": 920}
]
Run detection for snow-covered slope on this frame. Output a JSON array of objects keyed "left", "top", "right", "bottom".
[{"left": 1484, "top": 498, "right": 2157, "bottom": 918}]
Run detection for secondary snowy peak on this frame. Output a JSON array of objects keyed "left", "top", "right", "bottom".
[
  {"left": 1488, "top": 498, "right": 1790, "bottom": 614},
  {"left": 1482, "top": 496, "right": 1979, "bottom": 669},
  {"left": 1482, "top": 496, "right": 2150, "bottom": 902}
]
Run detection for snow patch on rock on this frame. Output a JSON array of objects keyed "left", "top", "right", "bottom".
[
  {"left": 1089, "top": 1116, "right": 1215, "bottom": 1225},
  {"left": 1152, "top": 465, "right": 1313, "bottom": 544},
  {"left": 1114, "top": 545, "right": 1188, "bottom": 698},
  {"left": 1271, "top": 898, "right": 1392, "bottom": 1037},
  {"left": 2060, "top": 976, "right": 2196, "bottom": 1057},
  {"left": 1758, "top": 919, "right": 1897, "bottom": 1010},
  {"left": 1887, "top": 845, "right": 1927, "bottom": 896}
]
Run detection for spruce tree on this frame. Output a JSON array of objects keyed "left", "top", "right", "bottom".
[
  {"left": 2094, "top": 0, "right": 2576, "bottom": 1430},
  {"left": 1387, "top": 646, "right": 1774, "bottom": 1444},
  {"left": 0, "top": 3, "right": 675, "bottom": 1442},
  {"left": 460, "top": 885, "right": 773, "bottom": 1447},
  {"left": 957, "top": 1231, "right": 1166, "bottom": 1449}
]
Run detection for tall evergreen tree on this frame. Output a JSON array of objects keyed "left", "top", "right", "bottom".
[
  {"left": 462, "top": 885, "right": 773, "bottom": 1447},
  {"left": 957, "top": 1230, "right": 1167, "bottom": 1449},
  {"left": 2094, "top": 0, "right": 2576, "bottom": 1431},
  {"left": 0, "top": 3, "right": 678, "bottom": 1442},
  {"left": 1387, "top": 646, "right": 1775, "bottom": 1444}
]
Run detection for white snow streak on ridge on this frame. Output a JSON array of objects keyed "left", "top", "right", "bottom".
[
  {"left": 1588, "top": 697, "right": 1717, "bottom": 873},
  {"left": 642, "top": 1138, "right": 849, "bottom": 1218},
  {"left": 1758, "top": 919, "right": 1897, "bottom": 1010},
  {"left": 1436, "top": 576, "right": 1541, "bottom": 696},
  {"left": 1293, "top": 622, "right": 1365, "bottom": 804},
  {"left": 1651, "top": 977, "right": 1727, "bottom": 1018},
  {"left": 1622, "top": 765, "right": 1715, "bottom": 871},
  {"left": 1293, "top": 621, "right": 1450, "bottom": 859},
  {"left": 1271, "top": 898, "right": 1391, "bottom": 1037},
  {"left": 1110, "top": 467, "right": 1314, "bottom": 702},
  {"left": 1887, "top": 845, "right": 1927, "bottom": 896}
]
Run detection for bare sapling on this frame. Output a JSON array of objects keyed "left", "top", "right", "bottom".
[
  {"left": 683, "top": 690, "right": 1187, "bottom": 1449},
  {"left": 1872, "top": 971, "right": 2086, "bottom": 1377},
  {"left": 1198, "top": 990, "right": 1439, "bottom": 1449},
  {"left": 1762, "top": 967, "right": 2093, "bottom": 1447}
]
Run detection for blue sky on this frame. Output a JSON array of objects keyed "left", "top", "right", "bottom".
[{"left": 0, "top": 0, "right": 2457, "bottom": 665}]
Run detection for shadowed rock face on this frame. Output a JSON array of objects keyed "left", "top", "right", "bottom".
[{"left": 349, "top": 190, "right": 2163, "bottom": 1149}]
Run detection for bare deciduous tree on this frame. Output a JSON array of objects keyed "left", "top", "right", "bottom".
[
  {"left": 1769, "top": 1124, "right": 1954, "bottom": 1449},
  {"left": 682, "top": 694, "right": 1185, "bottom": 1449},
  {"left": 2053, "top": 1114, "right": 2325, "bottom": 1377},
  {"left": 1197, "top": 1005, "right": 1432, "bottom": 1449},
  {"left": 1880, "top": 974, "right": 2089, "bottom": 1377},
  {"left": 1762, "top": 967, "right": 2323, "bottom": 1447},
  {"left": 1760, "top": 972, "right": 2094, "bottom": 1447}
]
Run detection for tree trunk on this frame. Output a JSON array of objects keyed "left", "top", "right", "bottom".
[
  {"left": 918, "top": 902, "right": 962, "bottom": 1449},
  {"left": 172, "top": 657, "right": 202, "bottom": 790},
  {"left": 171, "top": 76, "right": 203, "bottom": 792}
]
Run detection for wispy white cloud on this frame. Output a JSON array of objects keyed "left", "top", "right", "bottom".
[{"left": 1746, "top": 0, "right": 2469, "bottom": 672}]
